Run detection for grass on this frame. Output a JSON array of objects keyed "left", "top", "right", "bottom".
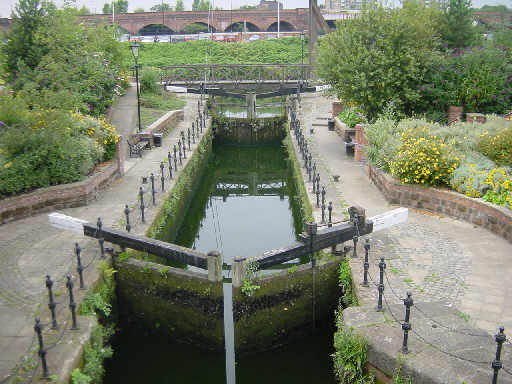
[
  {"left": 140, "top": 90, "right": 186, "bottom": 128},
  {"left": 120, "top": 37, "right": 307, "bottom": 68}
]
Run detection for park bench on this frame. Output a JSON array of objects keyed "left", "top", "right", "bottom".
[{"left": 127, "top": 136, "right": 148, "bottom": 158}]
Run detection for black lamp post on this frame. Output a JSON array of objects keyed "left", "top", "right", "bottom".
[
  {"left": 301, "top": 32, "right": 305, "bottom": 83},
  {"left": 130, "top": 42, "right": 142, "bottom": 132}
]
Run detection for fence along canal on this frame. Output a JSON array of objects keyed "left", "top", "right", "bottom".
[
  {"left": 45, "top": 95, "right": 376, "bottom": 384},
  {"left": 103, "top": 98, "right": 352, "bottom": 383}
]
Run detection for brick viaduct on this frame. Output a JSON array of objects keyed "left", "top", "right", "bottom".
[{"left": 78, "top": 9, "right": 310, "bottom": 35}]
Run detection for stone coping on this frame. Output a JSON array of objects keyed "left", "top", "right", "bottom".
[
  {"left": 343, "top": 303, "right": 512, "bottom": 384},
  {"left": 368, "top": 164, "right": 512, "bottom": 243},
  {"left": 0, "top": 109, "right": 185, "bottom": 225}
]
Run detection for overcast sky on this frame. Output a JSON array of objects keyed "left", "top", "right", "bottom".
[{"left": 0, "top": 0, "right": 510, "bottom": 18}]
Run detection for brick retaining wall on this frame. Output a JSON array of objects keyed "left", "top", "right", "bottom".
[
  {"left": 0, "top": 109, "right": 184, "bottom": 225},
  {"left": 0, "top": 161, "right": 119, "bottom": 224},
  {"left": 368, "top": 165, "right": 512, "bottom": 243}
]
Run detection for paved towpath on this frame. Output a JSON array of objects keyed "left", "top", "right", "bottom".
[
  {"left": 1, "top": 89, "right": 511, "bottom": 382},
  {"left": 298, "top": 93, "right": 512, "bottom": 336},
  {"left": 0, "top": 87, "right": 205, "bottom": 382}
]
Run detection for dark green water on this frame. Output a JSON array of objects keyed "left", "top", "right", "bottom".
[
  {"left": 104, "top": 142, "right": 337, "bottom": 384},
  {"left": 104, "top": 323, "right": 336, "bottom": 384},
  {"left": 170, "top": 144, "right": 303, "bottom": 263}
]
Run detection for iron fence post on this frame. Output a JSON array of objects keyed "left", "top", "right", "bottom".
[
  {"left": 66, "top": 275, "right": 79, "bottom": 330},
  {"left": 352, "top": 215, "right": 359, "bottom": 258},
  {"left": 321, "top": 201, "right": 326, "bottom": 223},
  {"left": 124, "top": 204, "right": 131, "bottom": 232},
  {"left": 362, "top": 239, "right": 370, "bottom": 287},
  {"left": 316, "top": 188, "right": 320, "bottom": 208},
  {"left": 45, "top": 275, "right": 58, "bottom": 329},
  {"left": 160, "top": 162, "right": 165, "bottom": 192},
  {"left": 321, "top": 186, "right": 326, "bottom": 206},
  {"left": 328, "top": 202, "right": 333, "bottom": 228},
  {"left": 316, "top": 174, "right": 320, "bottom": 195},
  {"left": 168, "top": 152, "right": 173, "bottom": 180},
  {"left": 151, "top": 173, "right": 156, "bottom": 205},
  {"left": 34, "top": 318, "right": 50, "bottom": 378},
  {"left": 402, "top": 292, "right": 413, "bottom": 354},
  {"left": 492, "top": 327, "right": 506, "bottom": 384},
  {"left": 192, "top": 123, "right": 196, "bottom": 144},
  {"left": 182, "top": 136, "right": 187, "bottom": 158},
  {"left": 75, "top": 243, "right": 85, "bottom": 290},
  {"left": 377, "top": 257, "right": 386, "bottom": 312},
  {"left": 97, "top": 217, "right": 105, "bottom": 259},
  {"left": 139, "top": 186, "right": 145, "bottom": 223}
]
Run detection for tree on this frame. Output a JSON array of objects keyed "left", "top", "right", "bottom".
[
  {"left": 77, "top": 5, "right": 91, "bottom": 14},
  {"left": 440, "top": 0, "right": 479, "bottom": 48},
  {"left": 317, "top": 2, "right": 442, "bottom": 119},
  {"left": 150, "top": 3, "right": 172, "bottom": 12},
  {"left": 133, "top": 7, "right": 145, "bottom": 12},
  {"left": 0, "top": 0, "right": 49, "bottom": 85},
  {"left": 192, "top": 0, "right": 200, "bottom": 10},
  {"left": 239, "top": 4, "right": 257, "bottom": 9},
  {"left": 175, "top": 0, "right": 184, "bottom": 11},
  {"left": 102, "top": 0, "right": 128, "bottom": 14}
]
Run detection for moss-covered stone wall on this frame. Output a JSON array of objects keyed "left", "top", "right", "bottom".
[
  {"left": 213, "top": 116, "right": 286, "bottom": 145},
  {"left": 116, "top": 258, "right": 224, "bottom": 349},
  {"left": 234, "top": 257, "right": 341, "bottom": 353}
]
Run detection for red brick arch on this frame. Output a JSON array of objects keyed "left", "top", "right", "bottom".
[{"left": 78, "top": 9, "right": 308, "bottom": 35}]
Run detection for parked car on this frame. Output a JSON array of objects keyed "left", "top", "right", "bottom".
[
  {"left": 248, "top": 35, "right": 260, "bottom": 41},
  {"left": 198, "top": 34, "right": 211, "bottom": 40},
  {"left": 265, "top": 34, "right": 276, "bottom": 40},
  {"left": 140, "top": 36, "right": 155, "bottom": 43},
  {"left": 225, "top": 35, "right": 237, "bottom": 42}
]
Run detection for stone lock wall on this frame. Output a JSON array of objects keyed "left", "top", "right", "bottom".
[{"left": 116, "top": 255, "right": 343, "bottom": 352}]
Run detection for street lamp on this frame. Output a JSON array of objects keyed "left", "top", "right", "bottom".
[{"left": 130, "top": 42, "right": 142, "bottom": 132}]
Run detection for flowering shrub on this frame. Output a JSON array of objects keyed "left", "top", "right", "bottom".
[
  {"left": 71, "top": 112, "right": 119, "bottom": 161},
  {"left": 450, "top": 153, "right": 496, "bottom": 197},
  {"left": 482, "top": 168, "right": 512, "bottom": 209},
  {"left": 389, "top": 127, "right": 459, "bottom": 186},
  {"left": 477, "top": 125, "right": 512, "bottom": 167},
  {"left": 420, "top": 46, "right": 512, "bottom": 115},
  {"left": 338, "top": 107, "right": 367, "bottom": 128},
  {"left": 0, "top": 109, "right": 119, "bottom": 196}
]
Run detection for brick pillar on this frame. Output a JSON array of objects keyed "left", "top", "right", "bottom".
[
  {"left": 354, "top": 124, "right": 368, "bottom": 162},
  {"left": 116, "top": 135, "right": 125, "bottom": 177},
  {"left": 447, "top": 106, "right": 463, "bottom": 124},
  {"left": 332, "top": 100, "right": 344, "bottom": 118}
]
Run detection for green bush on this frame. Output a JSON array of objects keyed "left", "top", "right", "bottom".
[
  {"left": 0, "top": 126, "right": 101, "bottom": 196},
  {"left": 0, "top": 110, "right": 106, "bottom": 197},
  {"left": 477, "top": 125, "right": 512, "bottom": 166},
  {"left": 364, "top": 117, "right": 400, "bottom": 172},
  {"left": 140, "top": 68, "right": 161, "bottom": 94},
  {"left": 0, "top": 93, "right": 27, "bottom": 128},
  {"left": 338, "top": 107, "right": 367, "bottom": 128},
  {"left": 420, "top": 46, "right": 512, "bottom": 115}
]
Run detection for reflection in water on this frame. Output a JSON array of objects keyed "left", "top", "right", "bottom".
[{"left": 170, "top": 145, "right": 302, "bottom": 263}]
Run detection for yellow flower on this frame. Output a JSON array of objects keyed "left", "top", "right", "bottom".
[{"left": 4, "top": 162, "right": 12, "bottom": 169}]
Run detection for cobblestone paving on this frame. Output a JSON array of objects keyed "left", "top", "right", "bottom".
[{"left": 298, "top": 92, "right": 512, "bottom": 336}]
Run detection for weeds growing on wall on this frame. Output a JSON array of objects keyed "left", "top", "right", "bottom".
[
  {"left": 147, "top": 129, "right": 213, "bottom": 240},
  {"left": 332, "top": 311, "right": 375, "bottom": 384},
  {"left": 283, "top": 123, "right": 313, "bottom": 225},
  {"left": 241, "top": 260, "right": 261, "bottom": 297},
  {"left": 339, "top": 259, "right": 358, "bottom": 307},
  {"left": 73, "top": 261, "right": 117, "bottom": 384}
]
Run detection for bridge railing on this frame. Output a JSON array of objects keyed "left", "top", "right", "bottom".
[{"left": 162, "top": 64, "right": 314, "bottom": 86}]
